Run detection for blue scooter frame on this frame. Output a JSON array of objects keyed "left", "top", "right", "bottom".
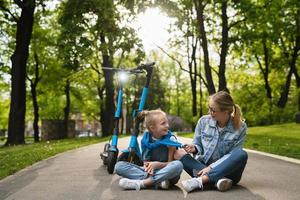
[
  {"left": 100, "top": 62, "right": 155, "bottom": 174},
  {"left": 117, "top": 63, "right": 154, "bottom": 166}
]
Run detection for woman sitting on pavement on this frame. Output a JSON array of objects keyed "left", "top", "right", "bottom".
[{"left": 175, "top": 91, "right": 248, "bottom": 192}]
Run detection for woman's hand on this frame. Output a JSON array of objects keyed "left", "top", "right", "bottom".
[
  {"left": 184, "top": 144, "right": 196, "bottom": 153},
  {"left": 144, "top": 161, "right": 162, "bottom": 175},
  {"left": 197, "top": 166, "right": 212, "bottom": 177}
]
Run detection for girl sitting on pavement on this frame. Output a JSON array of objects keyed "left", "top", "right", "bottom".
[{"left": 115, "top": 109, "right": 183, "bottom": 190}]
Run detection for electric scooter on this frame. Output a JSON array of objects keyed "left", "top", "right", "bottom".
[
  {"left": 100, "top": 62, "right": 155, "bottom": 174},
  {"left": 117, "top": 62, "right": 155, "bottom": 166}
]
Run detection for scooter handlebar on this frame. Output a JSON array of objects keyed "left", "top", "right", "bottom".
[
  {"left": 137, "top": 62, "right": 155, "bottom": 70},
  {"left": 101, "top": 62, "right": 155, "bottom": 74}
]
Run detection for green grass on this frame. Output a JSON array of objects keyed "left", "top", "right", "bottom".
[
  {"left": 178, "top": 123, "right": 300, "bottom": 159},
  {"left": 0, "top": 136, "right": 108, "bottom": 180},
  {"left": 245, "top": 123, "right": 300, "bottom": 159}
]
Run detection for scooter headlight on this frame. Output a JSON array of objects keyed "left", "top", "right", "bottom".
[{"left": 118, "top": 71, "right": 128, "bottom": 83}]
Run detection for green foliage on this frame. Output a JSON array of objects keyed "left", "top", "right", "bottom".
[
  {"left": 0, "top": 0, "right": 299, "bottom": 135},
  {"left": 0, "top": 98, "right": 9, "bottom": 130}
]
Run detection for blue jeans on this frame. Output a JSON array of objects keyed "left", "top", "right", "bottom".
[
  {"left": 115, "top": 160, "right": 183, "bottom": 186},
  {"left": 180, "top": 149, "right": 248, "bottom": 184}
]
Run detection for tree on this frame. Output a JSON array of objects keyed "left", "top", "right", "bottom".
[
  {"left": 0, "top": 0, "right": 36, "bottom": 145},
  {"left": 58, "top": 0, "right": 144, "bottom": 137},
  {"left": 193, "top": 0, "right": 215, "bottom": 95}
]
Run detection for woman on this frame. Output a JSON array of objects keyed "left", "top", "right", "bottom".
[{"left": 175, "top": 91, "right": 248, "bottom": 192}]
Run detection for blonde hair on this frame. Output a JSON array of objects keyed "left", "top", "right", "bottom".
[
  {"left": 210, "top": 91, "right": 244, "bottom": 130},
  {"left": 138, "top": 109, "right": 167, "bottom": 130}
]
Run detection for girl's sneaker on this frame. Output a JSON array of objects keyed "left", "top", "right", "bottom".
[
  {"left": 181, "top": 177, "right": 203, "bottom": 192},
  {"left": 119, "top": 178, "right": 143, "bottom": 191}
]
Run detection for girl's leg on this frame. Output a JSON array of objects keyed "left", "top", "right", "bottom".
[
  {"left": 207, "top": 149, "right": 248, "bottom": 184},
  {"left": 115, "top": 161, "right": 149, "bottom": 190},
  {"left": 151, "top": 160, "right": 183, "bottom": 185},
  {"left": 115, "top": 161, "right": 147, "bottom": 180}
]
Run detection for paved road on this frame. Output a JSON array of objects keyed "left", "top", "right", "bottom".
[{"left": 1, "top": 137, "right": 300, "bottom": 200}]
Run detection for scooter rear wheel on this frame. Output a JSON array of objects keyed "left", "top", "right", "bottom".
[
  {"left": 107, "top": 150, "right": 118, "bottom": 174},
  {"left": 100, "top": 143, "right": 110, "bottom": 165}
]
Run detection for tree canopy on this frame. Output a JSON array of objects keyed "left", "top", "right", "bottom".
[{"left": 0, "top": 0, "right": 299, "bottom": 144}]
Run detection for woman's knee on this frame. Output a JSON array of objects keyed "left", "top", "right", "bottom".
[
  {"left": 174, "top": 149, "right": 187, "bottom": 160},
  {"left": 239, "top": 149, "right": 248, "bottom": 162},
  {"left": 233, "top": 149, "right": 248, "bottom": 163}
]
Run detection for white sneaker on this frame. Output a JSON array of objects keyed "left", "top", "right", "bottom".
[
  {"left": 216, "top": 178, "right": 232, "bottom": 192},
  {"left": 159, "top": 180, "right": 170, "bottom": 189},
  {"left": 119, "top": 178, "right": 142, "bottom": 190},
  {"left": 181, "top": 177, "right": 203, "bottom": 193}
]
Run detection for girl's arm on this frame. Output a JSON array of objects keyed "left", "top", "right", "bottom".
[{"left": 168, "top": 146, "right": 176, "bottom": 162}]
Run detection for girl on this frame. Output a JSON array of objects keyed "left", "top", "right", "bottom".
[
  {"left": 175, "top": 91, "right": 248, "bottom": 192},
  {"left": 115, "top": 109, "right": 183, "bottom": 190}
]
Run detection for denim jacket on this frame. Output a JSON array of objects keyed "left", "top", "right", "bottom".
[{"left": 193, "top": 115, "right": 247, "bottom": 168}]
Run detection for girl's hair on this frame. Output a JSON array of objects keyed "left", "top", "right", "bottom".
[
  {"left": 210, "top": 91, "right": 244, "bottom": 130},
  {"left": 138, "top": 109, "right": 166, "bottom": 130}
]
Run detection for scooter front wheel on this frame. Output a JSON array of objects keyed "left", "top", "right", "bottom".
[{"left": 107, "top": 150, "right": 118, "bottom": 174}]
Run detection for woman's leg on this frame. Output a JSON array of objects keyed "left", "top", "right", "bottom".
[
  {"left": 180, "top": 149, "right": 247, "bottom": 192},
  {"left": 179, "top": 153, "right": 207, "bottom": 177},
  {"left": 207, "top": 149, "right": 248, "bottom": 184}
]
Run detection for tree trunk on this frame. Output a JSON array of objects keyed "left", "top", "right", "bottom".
[
  {"left": 101, "top": 54, "right": 115, "bottom": 137},
  {"left": 277, "top": 43, "right": 299, "bottom": 108},
  {"left": 218, "top": 1, "right": 229, "bottom": 92},
  {"left": 189, "top": 40, "right": 198, "bottom": 131},
  {"left": 63, "top": 79, "right": 70, "bottom": 139},
  {"left": 193, "top": 0, "right": 216, "bottom": 95},
  {"left": 6, "top": 0, "right": 35, "bottom": 146},
  {"left": 30, "top": 53, "right": 40, "bottom": 142}
]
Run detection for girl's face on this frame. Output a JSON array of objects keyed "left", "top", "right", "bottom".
[{"left": 150, "top": 114, "right": 169, "bottom": 139}]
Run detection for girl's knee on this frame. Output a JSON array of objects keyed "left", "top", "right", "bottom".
[
  {"left": 169, "top": 160, "right": 183, "bottom": 174},
  {"left": 114, "top": 161, "right": 126, "bottom": 174}
]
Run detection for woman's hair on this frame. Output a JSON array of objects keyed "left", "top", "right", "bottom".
[
  {"left": 138, "top": 109, "right": 166, "bottom": 130},
  {"left": 210, "top": 91, "right": 244, "bottom": 130}
]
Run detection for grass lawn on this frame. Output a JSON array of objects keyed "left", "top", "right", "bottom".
[
  {"left": 244, "top": 123, "right": 300, "bottom": 159},
  {"left": 178, "top": 123, "right": 300, "bottom": 160},
  {"left": 0, "top": 136, "right": 108, "bottom": 180}
]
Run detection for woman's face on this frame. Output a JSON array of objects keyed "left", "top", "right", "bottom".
[
  {"left": 208, "top": 101, "right": 229, "bottom": 123},
  {"left": 150, "top": 114, "right": 169, "bottom": 139}
]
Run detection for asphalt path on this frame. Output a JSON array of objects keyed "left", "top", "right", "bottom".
[{"left": 1, "top": 136, "right": 300, "bottom": 200}]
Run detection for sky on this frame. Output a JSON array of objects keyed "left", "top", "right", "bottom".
[{"left": 132, "top": 8, "right": 174, "bottom": 52}]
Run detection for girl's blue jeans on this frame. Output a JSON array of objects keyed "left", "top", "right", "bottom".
[
  {"left": 115, "top": 160, "right": 183, "bottom": 186},
  {"left": 180, "top": 149, "right": 248, "bottom": 184}
]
